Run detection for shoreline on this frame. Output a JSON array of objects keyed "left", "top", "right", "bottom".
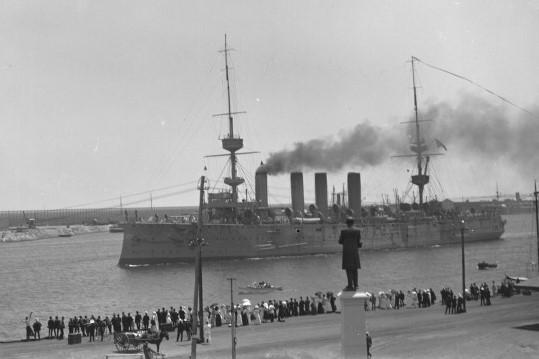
[
  {"left": 1, "top": 293, "right": 537, "bottom": 359},
  {"left": 0, "top": 224, "right": 111, "bottom": 243}
]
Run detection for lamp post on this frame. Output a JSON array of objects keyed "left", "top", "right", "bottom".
[
  {"left": 460, "top": 219, "right": 466, "bottom": 313},
  {"left": 227, "top": 278, "right": 237, "bottom": 359}
]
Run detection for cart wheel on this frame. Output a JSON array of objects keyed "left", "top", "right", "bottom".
[{"left": 114, "top": 333, "right": 129, "bottom": 352}]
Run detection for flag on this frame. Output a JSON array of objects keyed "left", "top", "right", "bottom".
[{"left": 434, "top": 138, "right": 447, "bottom": 151}]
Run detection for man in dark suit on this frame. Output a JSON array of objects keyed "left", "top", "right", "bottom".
[{"left": 339, "top": 217, "right": 362, "bottom": 291}]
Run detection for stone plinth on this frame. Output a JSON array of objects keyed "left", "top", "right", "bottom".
[{"left": 338, "top": 290, "right": 369, "bottom": 359}]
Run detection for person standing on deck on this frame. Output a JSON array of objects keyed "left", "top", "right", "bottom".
[{"left": 339, "top": 216, "right": 362, "bottom": 291}]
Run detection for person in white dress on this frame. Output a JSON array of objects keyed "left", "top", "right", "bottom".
[{"left": 150, "top": 312, "right": 159, "bottom": 334}]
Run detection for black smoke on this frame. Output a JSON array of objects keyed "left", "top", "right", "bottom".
[
  {"left": 265, "top": 121, "right": 407, "bottom": 174},
  {"left": 424, "top": 95, "right": 539, "bottom": 177},
  {"left": 265, "top": 94, "right": 538, "bottom": 176}
]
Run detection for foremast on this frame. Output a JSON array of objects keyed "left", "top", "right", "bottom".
[
  {"left": 410, "top": 56, "right": 429, "bottom": 206},
  {"left": 220, "top": 35, "right": 245, "bottom": 219}
]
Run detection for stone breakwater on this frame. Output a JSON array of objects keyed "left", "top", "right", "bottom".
[{"left": 0, "top": 225, "right": 110, "bottom": 243}]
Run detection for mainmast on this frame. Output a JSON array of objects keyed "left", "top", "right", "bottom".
[
  {"left": 220, "top": 35, "right": 245, "bottom": 214},
  {"left": 410, "top": 56, "right": 429, "bottom": 206}
]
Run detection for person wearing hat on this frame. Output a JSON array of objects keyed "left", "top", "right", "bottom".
[
  {"left": 33, "top": 318, "right": 41, "bottom": 340},
  {"left": 142, "top": 311, "right": 150, "bottom": 331},
  {"left": 339, "top": 216, "right": 362, "bottom": 291},
  {"left": 23, "top": 315, "right": 33, "bottom": 341},
  {"left": 88, "top": 318, "right": 96, "bottom": 342}
]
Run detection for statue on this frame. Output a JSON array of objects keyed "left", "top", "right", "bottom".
[{"left": 339, "top": 217, "right": 362, "bottom": 291}]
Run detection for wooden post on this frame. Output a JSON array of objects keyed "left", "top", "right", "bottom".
[
  {"left": 190, "top": 175, "right": 206, "bottom": 359},
  {"left": 228, "top": 278, "right": 237, "bottom": 359},
  {"left": 534, "top": 180, "right": 538, "bottom": 272},
  {"left": 461, "top": 220, "right": 466, "bottom": 312}
]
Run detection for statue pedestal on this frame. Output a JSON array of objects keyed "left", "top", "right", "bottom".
[{"left": 338, "top": 290, "right": 369, "bottom": 359}]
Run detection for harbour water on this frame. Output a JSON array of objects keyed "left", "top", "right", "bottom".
[{"left": 0, "top": 213, "right": 537, "bottom": 342}]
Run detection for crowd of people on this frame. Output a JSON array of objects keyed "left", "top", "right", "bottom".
[
  {"left": 20, "top": 291, "right": 339, "bottom": 344},
  {"left": 22, "top": 279, "right": 520, "bottom": 345},
  {"left": 209, "top": 291, "right": 338, "bottom": 329}
]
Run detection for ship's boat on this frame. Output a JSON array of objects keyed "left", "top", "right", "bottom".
[
  {"left": 238, "top": 281, "right": 283, "bottom": 294},
  {"left": 477, "top": 261, "right": 498, "bottom": 270},
  {"left": 117, "top": 48, "right": 505, "bottom": 266}
]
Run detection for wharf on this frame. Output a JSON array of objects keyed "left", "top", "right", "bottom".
[{"left": 1, "top": 294, "right": 537, "bottom": 358}]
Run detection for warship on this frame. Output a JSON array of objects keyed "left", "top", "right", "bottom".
[{"left": 118, "top": 46, "right": 505, "bottom": 266}]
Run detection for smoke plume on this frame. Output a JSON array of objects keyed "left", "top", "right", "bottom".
[
  {"left": 265, "top": 94, "right": 538, "bottom": 176},
  {"left": 423, "top": 95, "right": 539, "bottom": 177},
  {"left": 265, "top": 121, "right": 407, "bottom": 174}
]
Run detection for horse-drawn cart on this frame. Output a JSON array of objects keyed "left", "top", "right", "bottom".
[{"left": 113, "top": 330, "right": 168, "bottom": 357}]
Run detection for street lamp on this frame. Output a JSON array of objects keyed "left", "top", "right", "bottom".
[{"left": 460, "top": 219, "right": 466, "bottom": 313}]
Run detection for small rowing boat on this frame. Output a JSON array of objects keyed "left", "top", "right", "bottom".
[
  {"left": 477, "top": 261, "right": 497, "bottom": 270},
  {"left": 238, "top": 281, "right": 282, "bottom": 294}
]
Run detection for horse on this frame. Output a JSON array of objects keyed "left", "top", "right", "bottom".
[{"left": 144, "top": 330, "right": 169, "bottom": 353}]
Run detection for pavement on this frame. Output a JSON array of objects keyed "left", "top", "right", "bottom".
[{"left": 1, "top": 293, "right": 538, "bottom": 359}]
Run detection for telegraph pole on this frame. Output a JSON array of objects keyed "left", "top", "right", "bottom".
[
  {"left": 227, "top": 278, "right": 237, "bottom": 359},
  {"left": 190, "top": 175, "right": 206, "bottom": 359},
  {"left": 461, "top": 220, "right": 466, "bottom": 313},
  {"left": 534, "top": 180, "right": 539, "bottom": 272}
]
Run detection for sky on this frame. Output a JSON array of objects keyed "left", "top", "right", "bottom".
[{"left": 0, "top": 0, "right": 538, "bottom": 210}]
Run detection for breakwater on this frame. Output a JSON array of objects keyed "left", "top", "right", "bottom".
[{"left": 0, "top": 206, "right": 198, "bottom": 230}]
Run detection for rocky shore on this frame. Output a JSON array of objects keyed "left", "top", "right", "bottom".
[{"left": 1, "top": 292, "right": 537, "bottom": 359}]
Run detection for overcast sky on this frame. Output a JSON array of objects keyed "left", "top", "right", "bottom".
[{"left": 0, "top": 0, "right": 538, "bottom": 210}]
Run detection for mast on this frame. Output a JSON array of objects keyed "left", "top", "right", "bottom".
[
  {"left": 220, "top": 34, "right": 245, "bottom": 220},
  {"left": 410, "top": 56, "right": 429, "bottom": 206}
]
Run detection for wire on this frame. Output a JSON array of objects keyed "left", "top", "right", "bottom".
[
  {"left": 236, "top": 161, "right": 255, "bottom": 200},
  {"left": 120, "top": 188, "right": 195, "bottom": 207},
  {"left": 413, "top": 56, "right": 537, "bottom": 120},
  {"left": 63, "top": 181, "right": 197, "bottom": 209},
  {"left": 209, "top": 159, "right": 230, "bottom": 193}
]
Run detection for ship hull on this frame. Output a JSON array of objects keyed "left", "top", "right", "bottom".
[{"left": 118, "top": 215, "right": 505, "bottom": 266}]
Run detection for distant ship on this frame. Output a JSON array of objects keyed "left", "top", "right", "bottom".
[{"left": 117, "top": 47, "right": 504, "bottom": 266}]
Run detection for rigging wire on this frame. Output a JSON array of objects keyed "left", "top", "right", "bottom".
[
  {"left": 149, "top": 58, "right": 222, "bottom": 186},
  {"left": 236, "top": 161, "right": 255, "bottom": 200},
  {"left": 120, "top": 187, "right": 196, "bottom": 207},
  {"left": 63, "top": 181, "right": 198, "bottom": 209},
  {"left": 413, "top": 57, "right": 537, "bottom": 120},
  {"left": 209, "top": 158, "right": 231, "bottom": 194}
]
